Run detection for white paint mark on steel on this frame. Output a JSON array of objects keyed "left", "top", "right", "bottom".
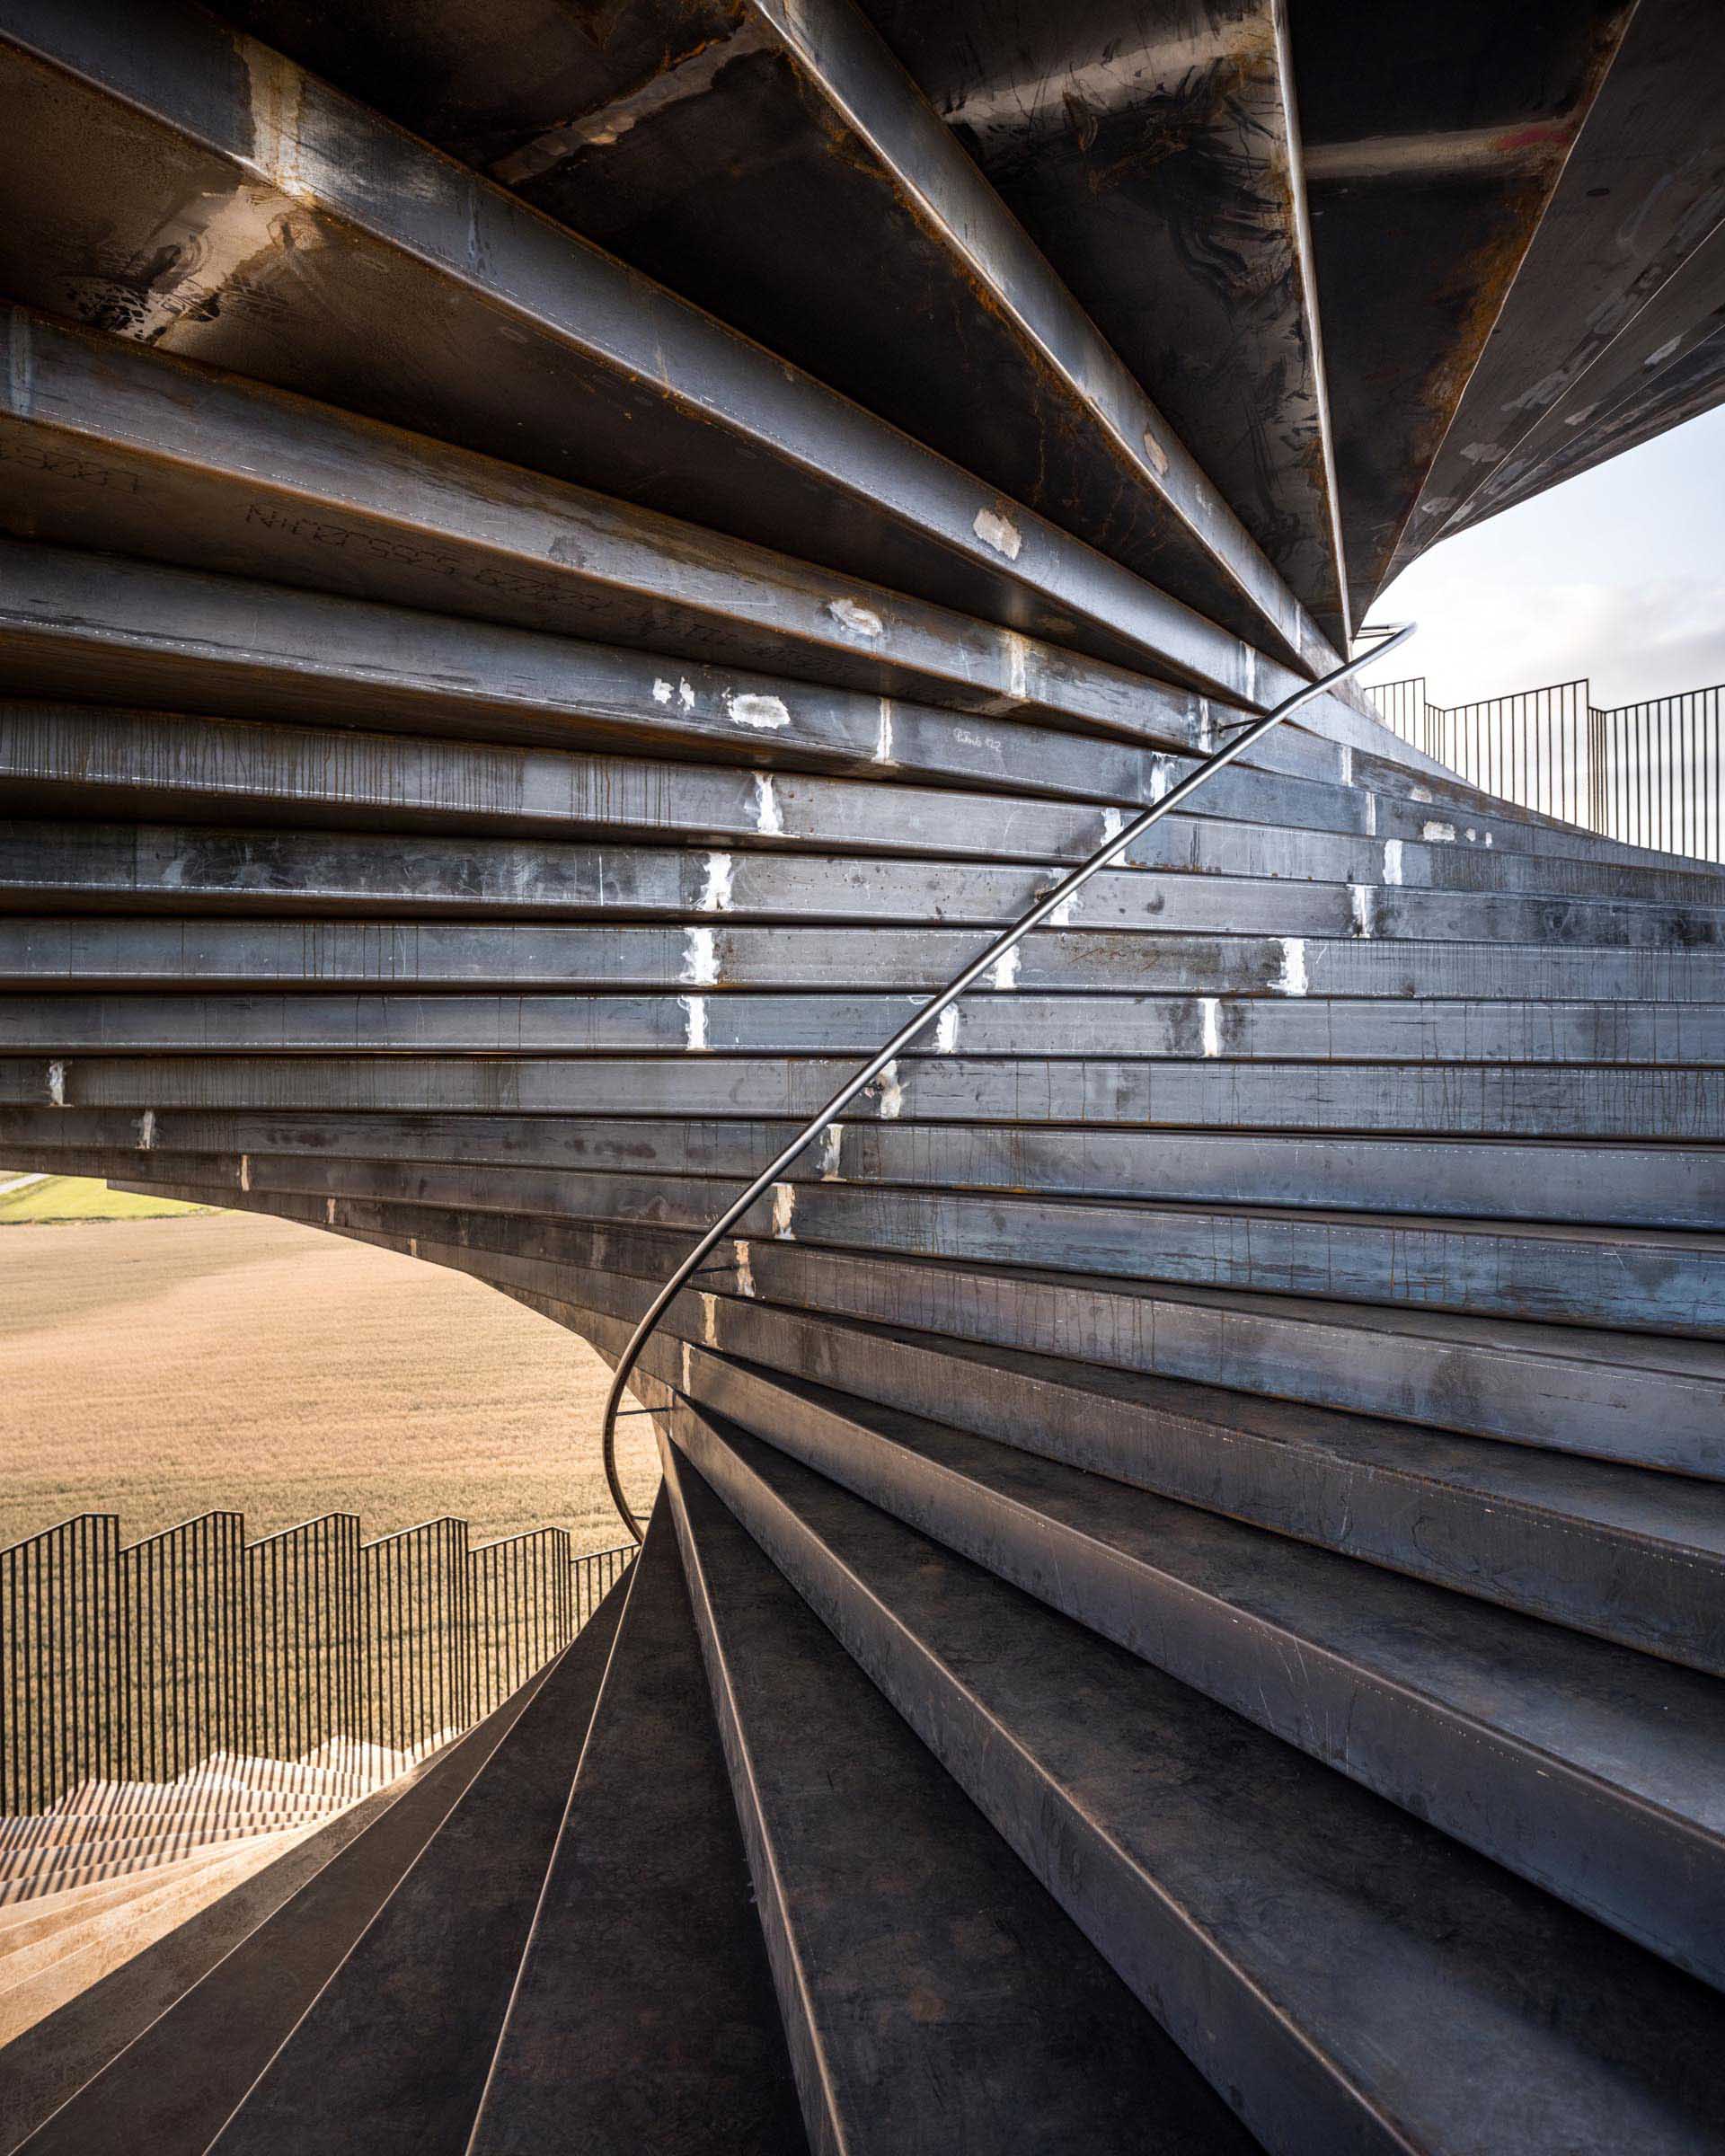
[
  {"left": 678, "top": 680, "right": 695, "bottom": 711},
  {"left": 1349, "top": 883, "right": 1376, "bottom": 938},
  {"left": 1197, "top": 700, "right": 1216, "bottom": 753},
  {"left": 1147, "top": 762, "right": 1172, "bottom": 804},
  {"left": 681, "top": 1339, "right": 693, "bottom": 1392},
  {"left": 408, "top": 1236, "right": 419, "bottom": 1260},
  {"left": 827, "top": 596, "right": 884, "bottom": 638},
  {"left": 934, "top": 1008, "right": 960, "bottom": 1054},
  {"left": 699, "top": 852, "right": 734, "bottom": 914},
  {"left": 1411, "top": 784, "right": 1432, "bottom": 802},
  {"left": 701, "top": 1291, "right": 719, "bottom": 1347},
  {"left": 818, "top": 1124, "right": 844, "bottom": 1180},
  {"left": 724, "top": 690, "right": 790, "bottom": 730},
  {"left": 734, "top": 1240, "right": 756, "bottom": 1296},
  {"left": 875, "top": 1061, "right": 905, "bottom": 1118},
  {"left": 1004, "top": 631, "right": 1030, "bottom": 700},
  {"left": 1141, "top": 426, "right": 1169, "bottom": 476},
  {"left": 325, "top": 1197, "right": 337, "bottom": 1225},
  {"left": 1243, "top": 648, "right": 1258, "bottom": 705},
  {"left": 1364, "top": 791, "right": 1377, "bottom": 836},
  {"left": 1200, "top": 997, "right": 1222, "bottom": 1058},
  {"left": 47, "top": 1061, "right": 66, "bottom": 1108},
  {"left": 974, "top": 506, "right": 1023, "bottom": 560},
  {"left": 988, "top": 946, "right": 1021, "bottom": 991},
  {"left": 1339, "top": 744, "right": 1354, "bottom": 790},
  {"left": 680, "top": 994, "right": 709, "bottom": 1051},
  {"left": 1422, "top": 819, "right": 1457, "bottom": 844},
  {"left": 772, "top": 1182, "right": 797, "bottom": 1239},
  {"left": 652, "top": 678, "right": 673, "bottom": 705},
  {"left": 682, "top": 926, "right": 721, "bottom": 985},
  {"left": 1101, "top": 807, "right": 1127, "bottom": 843},
  {"left": 1274, "top": 937, "right": 1309, "bottom": 995},
  {"left": 1465, "top": 827, "right": 1478, "bottom": 843},
  {"left": 1048, "top": 888, "right": 1079, "bottom": 927},
  {"left": 752, "top": 772, "right": 783, "bottom": 836},
  {"left": 1383, "top": 839, "right": 1403, "bottom": 885},
  {"left": 239, "top": 1153, "right": 252, "bottom": 1192},
  {"left": 137, "top": 1109, "right": 156, "bottom": 1152},
  {"left": 874, "top": 699, "right": 895, "bottom": 764}
]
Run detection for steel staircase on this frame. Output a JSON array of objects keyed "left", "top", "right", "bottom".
[{"left": 2, "top": 0, "right": 1724, "bottom": 2149}]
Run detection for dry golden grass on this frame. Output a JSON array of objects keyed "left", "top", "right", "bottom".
[{"left": 0, "top": 1207, "right": 659, "bottom": 1553}]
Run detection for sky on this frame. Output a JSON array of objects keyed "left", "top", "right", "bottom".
[{"left": 1355, "top": 402, "right": 1725, "bottom": 712}]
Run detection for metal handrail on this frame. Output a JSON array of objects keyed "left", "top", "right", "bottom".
[{"left": 599, "top": 622, "right": 1418, "bottom": 1539}]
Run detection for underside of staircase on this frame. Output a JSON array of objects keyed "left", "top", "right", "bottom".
[{"left": 2, "top": 1, "right": 1724, "bottom": 2151}]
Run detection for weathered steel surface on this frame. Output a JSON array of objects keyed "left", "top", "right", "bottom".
[
  {"left": 1290, "top": 0, "right": 1632, "bottom": 613},
  {"left": 859, "top": 0, "right": 1349, "bottom": 645},
  {"left": 1397, "top": 0, "right": 1725, "bottom": 565},
  {"left": 214, "top": 0, "right": 1333, "bottom": 668},
  {"left": 0, "top": 0, "right": 1293, "bottom": 693},
  {"left": 4, "top": 3, "right": 1725, "bottom": 2144}
]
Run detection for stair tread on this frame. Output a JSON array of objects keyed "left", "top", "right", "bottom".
[
  {"left": 674, "top": 1408, "right": 1725, "bottom": 2154},
  {"left": 9, "top": 1659, "right": 557, "bottom": 2156},
  {"left": 212, "top": 1579, "right": 628, "bottom": 2155},
  {"left": 466, "top": 1499, "right": 807, "bottom": 2156},
  {"left": 668, "top": 1367, "right": 1725, "bottom": 1984},
  {"left": 663, "top": 1434, "right": 1261, "bottom": 2156}
]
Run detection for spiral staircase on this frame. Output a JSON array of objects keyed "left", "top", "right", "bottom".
[{"left": 2, "top": 1, "right": 1724, "bottom": 2149}]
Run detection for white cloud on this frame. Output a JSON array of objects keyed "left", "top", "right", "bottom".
[{"left": 1360, "top": 403, "right": 1725, "bottom": 711}]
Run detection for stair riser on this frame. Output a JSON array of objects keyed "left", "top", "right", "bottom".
[
  {"left": 7, "top": 1109, "right": 1718, "bottom": 1227},
  {"left": 13, "top": 918, "right": 1725, "bottom": 1000},
  {"left": 11, "top": 825, "right": 1723, "bottom": 950},
  {"left": 677, "top": 1330, "right": 1725, "bottom": 1672},
  {"left": 66, "top": 1146, "right": 1723, "bottom": 1339},
  {"left": 10, "top": 994, "right": 1722, "bottom": 1060},
  {"left": 5, "top": 1052, "right": 1719, "bottom": 1140}
]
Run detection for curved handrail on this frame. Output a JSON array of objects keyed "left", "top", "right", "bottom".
[{"left": 600, "top": 621, "right": 1417, "bottom": 1538}]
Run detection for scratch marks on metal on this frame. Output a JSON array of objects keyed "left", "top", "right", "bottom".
[{"left": 490, "top": 17, "right": 779, "bottom": 185}]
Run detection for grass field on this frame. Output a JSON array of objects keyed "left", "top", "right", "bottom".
[
  {"left": 0, "top": 1172, "right": 217, "bottom": 1224},
  {"left": 0, "top": 1195, "right": 659, "bottom": 1553}
]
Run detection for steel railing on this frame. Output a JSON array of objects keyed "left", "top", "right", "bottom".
[
  {"left": 0, "top": 1510, "right": 633, "bottom": 1814},
  {"left": 1367, "top": 674, "right": 1725, "bottom": 862},
  {"left": 600, "top": 623, "right": 1418, "bottom": 1538}
]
